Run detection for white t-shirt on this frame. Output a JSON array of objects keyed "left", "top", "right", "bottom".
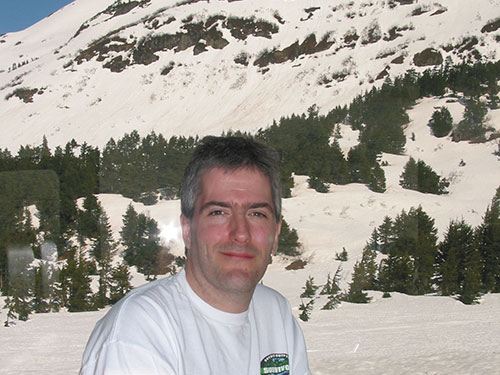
[{"left": 80, "top": 269, "right": 311, "bottom": 375}]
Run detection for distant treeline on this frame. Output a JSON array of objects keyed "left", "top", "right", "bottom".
[{"left": 1, "top": 59, "right": 500, "bottom": 314}]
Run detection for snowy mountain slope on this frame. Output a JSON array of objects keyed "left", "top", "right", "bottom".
[
  {"left": 1, "top": 0, "right": 500, "bottom": 150},
  {"left": 2, "top": 1, "right": 500, "bottom": 374}
]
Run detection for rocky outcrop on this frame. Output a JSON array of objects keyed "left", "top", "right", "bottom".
[
  {"left": 254, "top": 33, "right": 334, "bottom": 68},
  {"left": 74, "top": 35, "right": 135, "bottom": 68},
  {"left": 74, "top": 15, "right": 278, "bottom": 72},
  {"left": 223, "top": 17, "right": 279, "bottom": 40},
  {"left": 482, "top": 17, "right": 500, "bottom": 33},
  {"left": 413, "top": 48, "right": 443, "bottom": 67},
  {"left": 5, "top": 87, "right": 41, "bottom": 103}
]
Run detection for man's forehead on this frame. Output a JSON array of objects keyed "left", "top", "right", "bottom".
[
  {"left": 197, "top": 166, "right": 273, "bottom": 202},
  {"left": 201, "top": 165, "right": 269, "bottom": 182}
]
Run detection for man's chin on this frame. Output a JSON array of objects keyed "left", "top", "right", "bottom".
[{"left": 219, "top": 269, "right": 260, "bottom": 294}]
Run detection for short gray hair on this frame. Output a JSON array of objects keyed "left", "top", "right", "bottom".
[{"left": 180, "top": 136, "right": 282, "bottom": 222}]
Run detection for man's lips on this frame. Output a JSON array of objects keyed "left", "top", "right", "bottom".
[{"left": 220, "top": 251, "right": 255, "bottom": 259}]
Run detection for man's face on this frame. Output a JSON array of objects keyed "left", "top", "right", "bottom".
[{"left": 181, "top": 167, "right": 281, "bottom": 307}]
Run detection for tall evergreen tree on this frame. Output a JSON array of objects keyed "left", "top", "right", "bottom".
[
  {"left": 453, "top": 98, "right": 489, "bottom": 141},
  {"left": 345, "top": 246, "right": 377, "bottom": 303},
  {"left": 377, "top": 207, "right": 438, "bottom": 295},
  {"left": 459, "top": 248, "right": 482, "bottom": 305},
  {"left": 476, "top": 186, "right": 500, "bottom": 293},
  {"left": 369, "top": 216, "right": 393, "bottom": 254},
  {"left": 436, "top": 219, "right": 481, "bottom": 303},
  {"left": 109, "top": 264, "right": 133, "bottom": 304},
  {"left": 95, "top": 255, "right": 113, "bottom": 309},
  {"left": 91, "top": 207, "right": 115, "bottom": 262},
  {"left": 121, "top": 204, "right": 162, "bottom": 279},
  {"left": 65, "top": 249, "right": 94, "bottom": 312},
  {"left": 78, "top": 194, "right": 101, "bottom": 240}
]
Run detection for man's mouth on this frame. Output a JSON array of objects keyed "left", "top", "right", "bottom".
[{"left": 220, "top": 251, "right": 255, "bottom": 259}]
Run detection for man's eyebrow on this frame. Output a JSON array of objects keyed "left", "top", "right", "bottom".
[
  {"left": 200, "top": 201, "right": 231, "bottom": 211},
  {"left": 199, "top": 201, "right": 274, "bottom": 213},
  {"left": 249, "top": 202, "right": 274, "bottom": 212}
]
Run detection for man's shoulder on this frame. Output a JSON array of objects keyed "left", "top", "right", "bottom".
[
  {"left": 253, "top": 283, "right": 290, "bottom": 309},
  {"left": 104, "top": 271, "right": 185, "bottom": 320}
]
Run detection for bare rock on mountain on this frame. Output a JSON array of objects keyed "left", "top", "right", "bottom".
[{"left": 413, "top": 48, "right": 443, "bottom": 67}]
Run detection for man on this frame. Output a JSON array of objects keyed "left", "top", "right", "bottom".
[{"left": 80, "top": 136, "right": 311, "bottom": 375}]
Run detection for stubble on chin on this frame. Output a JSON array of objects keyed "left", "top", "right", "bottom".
[{"left": 212, "top": 245, "right": 269, "bottom": 295}]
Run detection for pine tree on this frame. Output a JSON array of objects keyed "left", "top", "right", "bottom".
[
  {"left": 453, "top": 98, "right": 489, "bottom": 141},
  {"left": 368, "top": 162, "right": 386, "bottom": 193},
  {"left": 347, "top": 145, "right": 372, "bottom": 183},
  {"left": 120, "top": 203, "right": 139, "bottom": 253},
  {"left": 378, "top": 253, "right": 413, "bottom": 294},
  {"left": 277, "top": 219, "right": 301, "bottom": 256},
  {"left": 320, "top": 266, "right": 342, "bottom": 296},
  {"left": 3, "top": 295, "right": 17, "bottom": 326},
  {"left": 95, "top": 255, "right": 113, "bottom": 309},
  {"left": 109, "top": 264, "right": 133, "bottom": 304},
  {"left": 458, "top": 223, "right": 482, "bottom": 305},
  {"left": 300, "top": 276, "right": 319, "bottom": 298},
  {"left": 429, "top": 107, "right": 453, "bottom": 137},
  {"left": 398, "top": 207, "right": 438, "bottom": 294},
  {"left": 77, "top": 194, "right": 100, "bottom": 241},
  {"left": 121, "top": 205, "right": 162, "bottom": 280},
  {"left": 91, "top": 207, "right": 115, "bottom": 262},
  {"left": 321, "top": 293, "right": 341, "bottom": 310},
  {"left": 335, "top": 248, "right": 348, "bottom": 261},
  {"left": 32, "top": 264, "right": 50, "bottom": 313},
  {"left": 476, "top": 186, "right": 500, "bottom": 293},
  {"left": 459, "top": 248, "right": 482, "bottom": 305},
  {"left": 307, "top": 175, "right": 329, "bottom": 193},
  {"left": 298, "top": 298, "right": 315, "bottom": 322},
  {"left": 136, "top": 215, "right": 162, "bottom": 279},
  {"left": 346, "top": 247, "right": 377, "bottom": 303},
  {"left": 3, "top": 273, "right": 33, "bottom": 325},
  {"left": 100, "top": 138, "right": 121, "bottom": 194},
  {"left": 377, "top": 207, "right": 438, "bottom": 295},
  {"left": 400, "top": 157, "right": 449, "bottom": 195},
  {"left": 436, "top": 220, "right": 479, "bottom": 299},
  {"left": 375, "top": 216, "right": 393, "bottom": 254},
  {"left": 320, "top": 265, "right": 343, "bottom": 310},
  {"left": 49, "top": 279, "right": 64, "bottom": 312},
  {"left": 66, "top": 250, "right": 94, "bottom": 312}
]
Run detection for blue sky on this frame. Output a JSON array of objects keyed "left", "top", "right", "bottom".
[{"left": 0, "top": 0, "right": 74, "bottom": 35}]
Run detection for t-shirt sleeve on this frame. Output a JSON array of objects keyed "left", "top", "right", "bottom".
[{"left": 80, "top": 291, "right": 180, "bottom": 375}]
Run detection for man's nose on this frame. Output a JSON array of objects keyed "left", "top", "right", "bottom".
[{"left": 230, "top": 213, "right": 251, "bottom": 244}]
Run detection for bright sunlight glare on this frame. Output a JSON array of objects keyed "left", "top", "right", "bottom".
[{"left": 160, "top": 221, "right": 180, "bottom": 243}]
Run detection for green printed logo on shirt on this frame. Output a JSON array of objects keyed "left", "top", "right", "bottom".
[{"left": 260, "top": 353, "right": 289, "bottom": 375}]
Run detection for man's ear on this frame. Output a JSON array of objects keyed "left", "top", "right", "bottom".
[
  {"left": 271, "top": 219, "right": 282, "bottom": 256},
  {"left": 180, "top": 214, "right": 192, "bottom": 250}
]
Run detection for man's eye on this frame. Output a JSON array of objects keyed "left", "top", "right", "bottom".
[
  {"left": 209, "top": 210, "right": 224, "bottom": 216},
  {"left": 251, "top": 211, "right": 267, "bottom": 218}
]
